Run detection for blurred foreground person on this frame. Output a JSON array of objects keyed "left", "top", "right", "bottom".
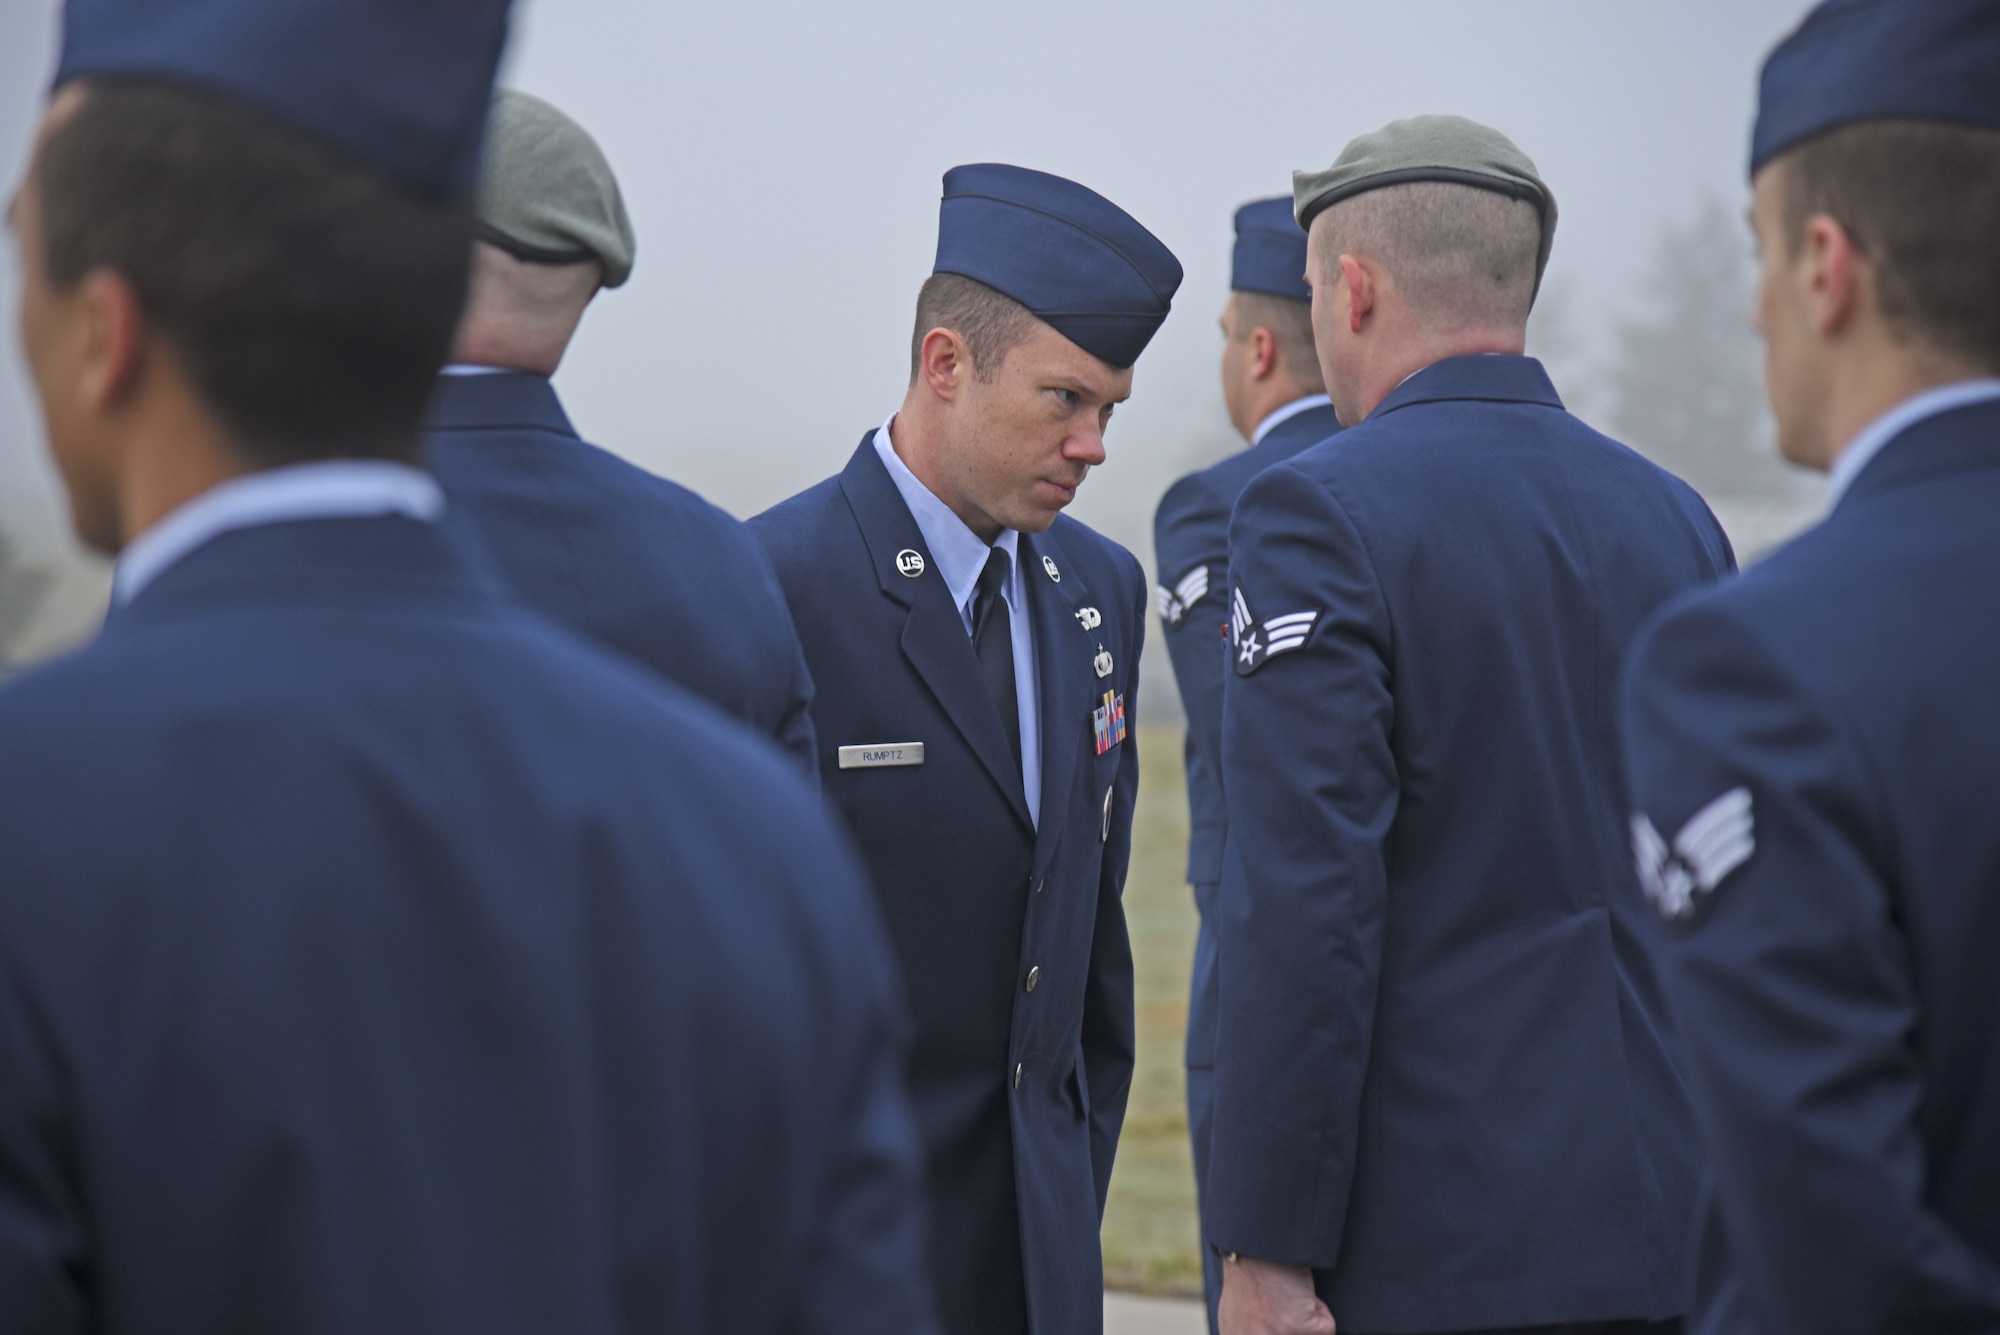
[
  {"left": 751, "top": 165, "right": 1180, "bottom": 1335},
  {"left": 428, "top": 89, "right": 817, "bottom": 769},
  {"left": 1620, "top": 1, "right": 2000, "bottom": 1328},
  {"left": 1152, "top": 196, "right": 1339, "bottom": 1335},
  {"left": 0, "top": 2, "right": 934, "bottom": 1332},
  {"left": 1207, "top": 117, "right": 1733, "bottom": 1335}
]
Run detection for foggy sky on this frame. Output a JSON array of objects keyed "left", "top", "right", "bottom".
[{"left": 2, "top": 0, "right": 1813, "bottom": 570}]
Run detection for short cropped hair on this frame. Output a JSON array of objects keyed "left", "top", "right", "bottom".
[
  {"left": 1309, "top": 181, "right": 1541, "bottom": 331},
  {"left": 1232, "top": 290, "right": 1325, "bottom": 391},
  {"left": 1777, "top": 120, "right": 2000, "bottom": 372},
  {"left": 909, "top": 272, "right": 1039, "bottom": 382},
  {"left": 35, "top": 79, "right": 475, "bottom": 466}
]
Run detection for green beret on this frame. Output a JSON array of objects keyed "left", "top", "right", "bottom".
[
  {"left": 476, "top": 89, "right": 636, "bottom": 289},
  {"left": 1292, "top": 114, "right": 1558, "bottom": 289}
]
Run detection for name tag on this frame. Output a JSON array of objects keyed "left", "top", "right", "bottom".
[{"left": 838, "top": 743, "right": 925, "bottom": 770}]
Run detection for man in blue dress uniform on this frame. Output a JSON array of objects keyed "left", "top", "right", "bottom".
[
  {"left": 428, "top": 89, "right": 816, "bottom": 767},
  {"left": 751, "top": 164, "right": 1181, "bottom": 1335},
  {"left": 0, "top": 3, "right": 934, "bottom": 1331},
  {"left": 1619, "top": 3, "right": 2000, "bottom": 1329},
  {"left": 1152, "top": 196, "right": 1339, "bottom": 1335},
  {"left": 1205, "top": 117, "right": 1734, "bottom": 1335}
]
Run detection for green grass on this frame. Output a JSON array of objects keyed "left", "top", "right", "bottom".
[{"left": 1100, "top": 723, "right": 1204, "bottom": 1297}]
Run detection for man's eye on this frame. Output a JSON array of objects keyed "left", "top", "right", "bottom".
[{"left": 1053, "top": 388, "right": 1080, "bottom": 407}]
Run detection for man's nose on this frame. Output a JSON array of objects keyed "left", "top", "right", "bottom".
[{"left": 1067, "top": 423, "right": 1108, "bottom": 468}]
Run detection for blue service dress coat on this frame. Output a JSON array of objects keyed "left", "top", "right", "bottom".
[
  {"left": 1152, "top": 399, "right": 1341, "bottom": 1328},
  {"left": 0, "top": 515, "right": 935, "bottom": 1335},
  {"left": 1620, "top": 396, "right": 2000, "bottom": 1333},
  {"left": 425, "top": 371, "right": 817, "bottom": 769},
  {"left": 1207, "top": 356, "right": 1735, "bottom": 1333},
  {"left": 751, "top": 439, "right": 1144, "bottom": 1335},
  {"left": 1152, "top": 401, "right": 1343, "bottom": 1072}
]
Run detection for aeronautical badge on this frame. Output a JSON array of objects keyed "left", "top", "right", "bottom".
[
  {"left": 1230, "top": 586, "right": 1321, "bottom": 675},
  {"left": 1092, "top": 689, "right": 1127, "bottom": 755},
  {"left": 1631, "top": 787, "right": 1755, "bottom": 923},
  {"left": 1154, "top": 565, "right": 1211, "bottom": 626}
]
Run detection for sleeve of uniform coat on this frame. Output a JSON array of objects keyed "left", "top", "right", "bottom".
[
  {"left": 1620, "top": 598, "right": 2000, "bottom": 1333},
  {"left": 791, "top": 831, "right": 941, "bottom": 1334},
  {"left": 1152, "top": 474, "right": 1232, "bottom": 813},
  {"left": 1081, "top": 558, "right": 1145, "bottom": 1216},
  {"left": 1206, "top": 463, "right": 1395, "bottom": 1268},
  {"left": 0, "top": 941, "right": 88, "bottom": 1334},
  {"left": 755, "top": 551, "right": 822, "bottom": 784}
]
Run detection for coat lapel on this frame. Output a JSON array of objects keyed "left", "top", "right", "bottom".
[
  {"left": 836, "top": 440, "right": 1034, "bottom": 832},
  {"left": 1020, "top": 526, "right": 1095, "bottom": 876}
]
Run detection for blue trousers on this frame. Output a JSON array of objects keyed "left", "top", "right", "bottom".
[{"left": 1187, "top": 1064, "right": 1221, "bottom": 1335}]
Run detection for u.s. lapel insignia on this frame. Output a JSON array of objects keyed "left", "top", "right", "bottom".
[
  {"left": 895, "top": 549, "right": 925, "bottom": 578},
  {"left": 1093, "top": 645, "right": 1114, "bottom": 679},
  {"left": 1076, "top": 606, "right": 1102, "bottom": 631},
  {"left": 1155, "top": 565, "right": 1211, "bottom": 626},
  {"left": 1631, "top": 788, "right": 1755, "bottom": 923},
  {"left": 1231, "top": 586, "right": 1320, "bottom": 675},
  {"left": 1092, "top": 690, "right": 1127, "bottom": 755},
  {"left": 1042, "top": 555, "right": 1061, "bottom": 583}
]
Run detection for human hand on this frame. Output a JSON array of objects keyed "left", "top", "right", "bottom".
[{"left": 1217, "top": 1255, "right": 1336, "bottom": 1335}]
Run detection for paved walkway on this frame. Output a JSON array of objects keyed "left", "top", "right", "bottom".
[{"left": 1105, "top": 1291, "right": 1208, "bottom": 1334}]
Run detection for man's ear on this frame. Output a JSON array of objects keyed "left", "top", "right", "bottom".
[
  {"left": 1337, "top": 253, "right": 1375, "bottom": 335},
  {"left": 1249, "top": 326, "right": 1279, "bottom": 381},
  {"left": 1800, "top": 215, "right": 1864, "bottom": 340},
  {"left": 75, "top": 267, "right": 148, "bottom": 413},
  {"left": 918, "top": 326, "right": 972, "bottom": 403}
]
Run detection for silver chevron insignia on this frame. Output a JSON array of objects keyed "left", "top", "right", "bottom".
[
  {"left": 1231, "top": 587, "right": 1322, "bottom": 674},
  {"left": 1632, "top": 787, "right": 1756, "bottom": 921},
  {"left": 1155, "top": 565, "right": 1211, "bottom": 625}
]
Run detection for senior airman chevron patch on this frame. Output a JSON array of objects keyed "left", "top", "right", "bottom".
[
  {"left": 1231, "top": 587, "right": 1321, "bottom": 675},
  {"left": 1631, "top": 787, "right": 1756, "bottom": 922},
  {"left": 1155, "top": 565, "right": 1211, "bottom": 626}
]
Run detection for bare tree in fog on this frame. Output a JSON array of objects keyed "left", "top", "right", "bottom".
[
  {"left": 0, "top": 526, "right": 50, "bottom": 669},
  {"left": 1606, "top": 198, "right": 1806, "bottom": 500}
]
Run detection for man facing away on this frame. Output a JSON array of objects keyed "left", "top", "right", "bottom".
[
  {"left": 750, "top": 164, "right": 1182, "bottom": 1335},
  {"left": 427, "top": 89, "right": 816, "bottom": 768},
  {"left": 1152, "top": 195, "right": 1340, "bottom": 1335},
  {"left": 0, "top": 2, "right": 934, "bottom": 1331},
  {"left": 1206, "top": 116, "right": 1735, "bottom": 1335},
  {"left": 1620, "top": 1, "right": 2000, "bottom": 1328}
]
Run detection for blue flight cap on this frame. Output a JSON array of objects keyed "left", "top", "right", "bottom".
[
  {"left": 54, "top": 0, "right": 512, "bottom": 201},
  {"left": 1752, "top": 0, "right": 2000, "bottom": 176},
  {"left": 934, "top": 164, "right": 1183, "bottom": 370},
  {"left": 1231, "top": 197, "right": 1310, "bottom": 302}
]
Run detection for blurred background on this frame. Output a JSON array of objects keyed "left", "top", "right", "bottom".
[{"left": 0, "top": 0, "right": 1826, "bottom": 1297}]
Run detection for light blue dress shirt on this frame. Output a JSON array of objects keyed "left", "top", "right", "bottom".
[
  {"left": 1250, "top": 393, "right": 1333, "bottom": 446},
  {"left": 873, "top": 418, "right": 1041, "bottom": 825},
  {"left": 1827, "top": 378, "right": 2000, "bottom": 510},
  {"left": 113, "top": 460, "right": 444, "bottom": 605}
]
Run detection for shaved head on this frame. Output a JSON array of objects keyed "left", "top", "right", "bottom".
[{"left": 1309, "top": 181, "right": 1541, "bottom": 332}]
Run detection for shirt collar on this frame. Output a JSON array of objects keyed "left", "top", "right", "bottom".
[
  {"left": 1250, "top": 393, "right": 1333, "bottom": 446},
  {"left": 871, "top": 416, "right": 1021, "bottom": 618},
  {"left": 1827, "top": 378, "right": 2000, "bottom": 509},
  {"left": 113, "top": 459, "right": 444, "bottom": 606},
  {"left": 438, "top": 363, "right": 510, "bottom": 376}
]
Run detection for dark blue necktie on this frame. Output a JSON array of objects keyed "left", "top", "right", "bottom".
[{"left": 972, "top": 547, "right": 1022, "bottom": 777}]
